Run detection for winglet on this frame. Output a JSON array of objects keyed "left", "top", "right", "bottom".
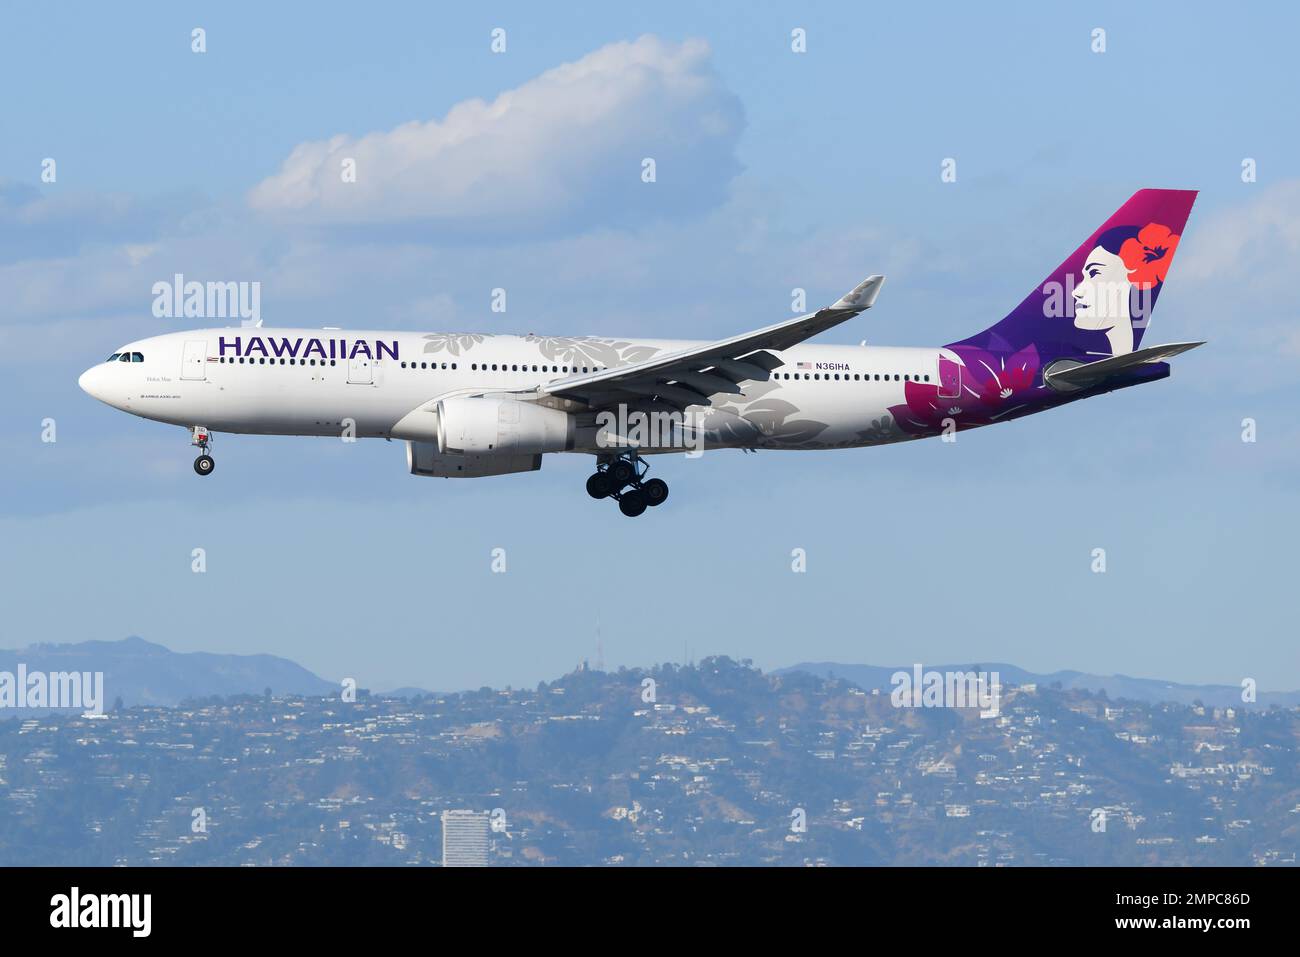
[{"left": 830, "top": 275, "right": 885, "bottom": 312}]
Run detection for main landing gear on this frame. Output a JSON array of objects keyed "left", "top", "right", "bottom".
[
  {"left": 191, "top": 426, "right": 215, "bottom": 476},
  {"left": 586, "top": 452, "right": 668, "bottom": 517}
]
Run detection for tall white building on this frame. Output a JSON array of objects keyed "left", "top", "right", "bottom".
[{"left": 441, "top": 809, "right": 490, "bottom": 867}]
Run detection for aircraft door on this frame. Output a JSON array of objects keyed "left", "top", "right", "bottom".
[
  {"left": 181, "top": 339, "right": 208, "bottom": 380},
  {"left": 938, "top": 356, "right": 961, "bottom": 399},
  {"left": 348, "top": 355, "right": 373, "bottom": 384}
]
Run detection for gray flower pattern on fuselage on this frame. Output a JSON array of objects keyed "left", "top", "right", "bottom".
[
  {"left": 706, "top": 380, "right": 832, "bottom": 448},
  {"left": 422, "top": 333, "right": 493, "bottom": 356},
  {"left": 524, "top": 335, "right": 662, "bottom": 369}
]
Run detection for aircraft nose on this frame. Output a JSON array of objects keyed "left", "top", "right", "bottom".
[{"left": 78, "top": 364, "right": 107, "bottom": 402}]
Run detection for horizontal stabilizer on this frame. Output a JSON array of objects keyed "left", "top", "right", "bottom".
[{"left": 1043, "top": 341, "right": 1204, "bottom": 392}]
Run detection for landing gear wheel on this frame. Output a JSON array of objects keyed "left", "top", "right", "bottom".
[
  {"left": 194, "top": 455, "right": 215, "bottom": 476},
  {"left": 642, "top": 478, "right": 669, "bottom": 506},
  {"left": 608, "top": 460, "right": 636, "bottom": 487},
  {"left": 618, "top": 489, "right": 648, "bottom": 517},
  {"left": 586, "top": 472, "right": 612, "bottom": 499}
]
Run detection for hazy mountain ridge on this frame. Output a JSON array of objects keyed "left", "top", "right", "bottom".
[
  {"left": 0, "top": 635, "right": 336, "bottom": 707},
  {"left": 782, "top": 662, "right": 1300, "bottom": 709},
  {"left": 1, "top": 656, "right": 1296, "bottom": 866},
  {"left": 3, "top": 638, "right": 1295, "bottom": 713}
]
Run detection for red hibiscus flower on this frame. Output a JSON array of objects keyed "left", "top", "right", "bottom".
[{"left": 1119, "top": 223, "right": 1179, "bottom": 289}]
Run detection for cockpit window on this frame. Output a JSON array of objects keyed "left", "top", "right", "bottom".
[
  {"left": 119, "top": 353, "right": 131, "bottom": 362},
  {"left": 107, "top": 353, "right": 121, "bottom": 362},
  {"left": 131, "top": 352, "right": 144, "bottom": 362}
]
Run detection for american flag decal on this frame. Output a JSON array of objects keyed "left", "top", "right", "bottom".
[{"left": 797, "top": 361, "right": 812, "bottom": 370}]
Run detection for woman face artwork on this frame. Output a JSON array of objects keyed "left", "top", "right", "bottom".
[
  {"left": 1070, "top": 223, "right": 1179, "bottom": 356},
  {"left": 1072, "top": 245, "right": 1134, "bottom": 351}
]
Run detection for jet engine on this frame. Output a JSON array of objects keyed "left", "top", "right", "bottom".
[{"left": 435, "top": 396, "right": 574, "bottom": 455}]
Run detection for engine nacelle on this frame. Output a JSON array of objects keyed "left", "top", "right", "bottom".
[
  {"left": 407, "top": 441, "right": 542, "bottom": 478},
  {"left": 436, "top": 396, "right": 573, "bottom": 455}
]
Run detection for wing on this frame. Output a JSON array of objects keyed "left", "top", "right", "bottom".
[{"left": 538, "top": 276, "right": 884, "bottom": 410}]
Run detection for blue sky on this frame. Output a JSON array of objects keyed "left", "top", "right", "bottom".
[{"left": 1, "top": 2, "right": 1297, "bottom": 693}]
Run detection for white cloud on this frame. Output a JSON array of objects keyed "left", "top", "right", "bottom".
[
  {"left": 1180, "top": 179, "right": 1300, "bottom": 290},
  {"left": 246, "top": 36, "right": 743, "bottom": 234},
  {"left": 1156, "top": 179, "right": 1300, "bottom": 388}
]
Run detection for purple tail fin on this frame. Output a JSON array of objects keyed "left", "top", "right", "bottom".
[{"left": 953, "top": 189, "right": 1198, "bottom": 360}]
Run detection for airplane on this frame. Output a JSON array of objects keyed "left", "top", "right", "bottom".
[{"left": 79, "top": 189, "right": 1201, "bottom": 517}]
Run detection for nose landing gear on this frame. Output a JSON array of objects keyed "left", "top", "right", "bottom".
[
  {"left": 191, "top": 426, "right": 215, "bottom": 476},
  {"left": 586, "top": 452, "right": 668, "bottom": 517}
]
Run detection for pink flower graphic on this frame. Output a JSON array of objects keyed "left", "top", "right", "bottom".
[{"left": 889, "top": 345, "right": 1041, "bottom": 436}]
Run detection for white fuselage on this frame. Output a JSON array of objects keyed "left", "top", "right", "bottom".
[{"left": 79, "top": 327, "right": 950, "bottom": 453}]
